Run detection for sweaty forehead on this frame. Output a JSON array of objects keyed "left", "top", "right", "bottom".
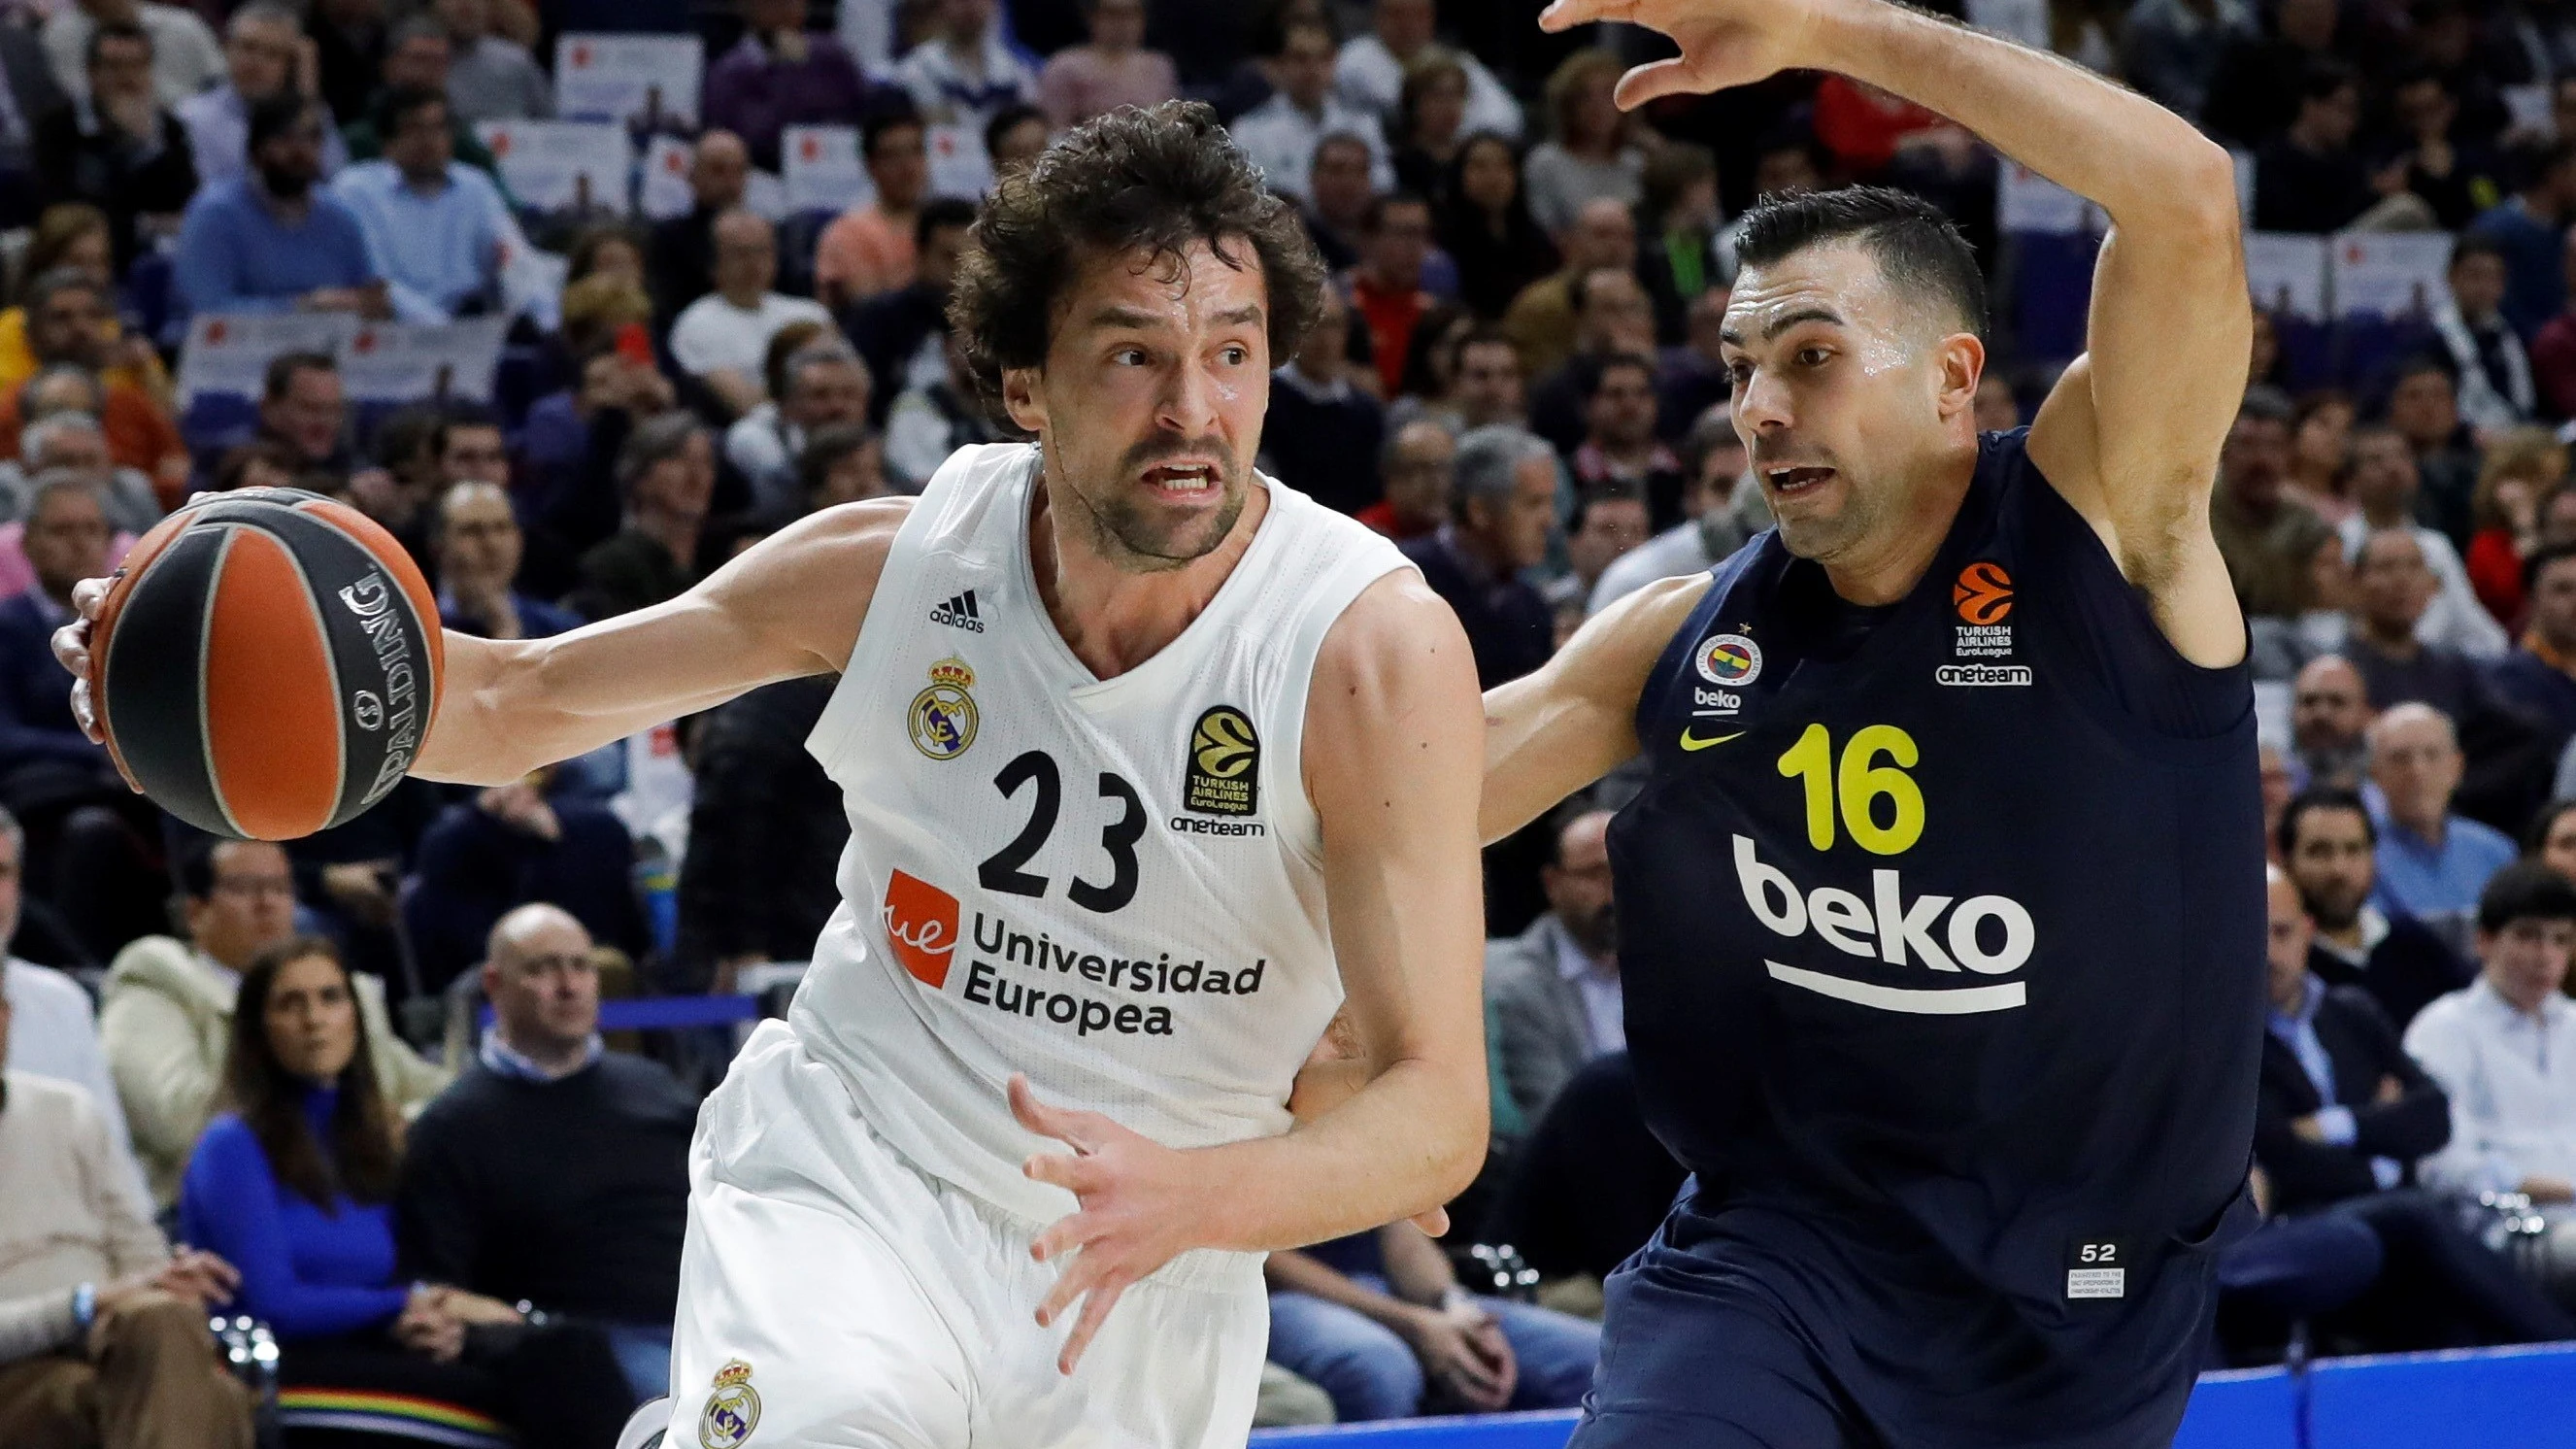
[{"left": 1722, "top": 245, "right": 1914, "bottom": 349}]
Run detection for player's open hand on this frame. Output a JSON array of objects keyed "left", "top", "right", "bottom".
[
  {"left": 1012, "top": 1073, "right": 1210, "bottom": 1376},
  {"left": 1538, "top": 0, "right": 1826, "bottom": 108}
]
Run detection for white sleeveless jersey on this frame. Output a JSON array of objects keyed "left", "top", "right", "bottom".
[{"left": 791, "top": 442, "right": 1413, "bottom": 1230}]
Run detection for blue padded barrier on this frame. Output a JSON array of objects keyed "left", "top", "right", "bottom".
[{"left": 2307, "top": 1341, "right": 2576, "bottom": 1449}]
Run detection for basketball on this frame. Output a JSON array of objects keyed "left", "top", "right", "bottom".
[{"left": 86, "top": 487, "right": 445, "bottom": 842}]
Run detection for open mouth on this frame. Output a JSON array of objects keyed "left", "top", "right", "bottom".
[
  {"left": 1140, "top": 462, "right": 1221, "bottom": 497},
  {"left": 1762, "top": 464, "right": 1837, "bottom": 496}
]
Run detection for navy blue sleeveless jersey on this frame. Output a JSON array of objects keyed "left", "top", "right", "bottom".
[{"left": 1607, "top": 431, "right": 2265, "bottom": 1444}]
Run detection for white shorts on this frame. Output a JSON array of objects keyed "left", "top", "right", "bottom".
[{"left": 664, "top": 1022, "right": 1269, "bottom": 1449}]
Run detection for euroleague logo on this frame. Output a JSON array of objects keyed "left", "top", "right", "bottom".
[{"left": 1952, "top": 562, "right": 2014, "bottom": 625}]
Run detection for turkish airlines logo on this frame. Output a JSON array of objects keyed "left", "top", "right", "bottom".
[
  {"left": 882, "top": 870, "right": 958, "bottom": 989},
  {"left": 1952, "top": 561, "right": 2014, "bottom": 625}
]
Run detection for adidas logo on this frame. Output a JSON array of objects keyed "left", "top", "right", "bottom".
[{"left": 929, "top": 590, "right": 986, "bottom": 632}]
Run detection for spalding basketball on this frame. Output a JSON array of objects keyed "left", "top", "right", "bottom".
[{"left": 87, "top": 488, "right": 444, "bottom": 841}]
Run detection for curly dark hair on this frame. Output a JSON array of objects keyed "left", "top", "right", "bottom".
[{"left": 949, "top": 99, "right": 1327, "bottom": 416}]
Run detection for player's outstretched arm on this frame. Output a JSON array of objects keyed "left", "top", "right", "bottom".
[
  {"left": 1546, "top": 0, "right": 2247, "bottom": 665},
  {"left": 408, "top": 499, "right": 913, "bottom": 784},
  {"left": 1481, "top": 573, "right": 1710, "bottom": 843}
]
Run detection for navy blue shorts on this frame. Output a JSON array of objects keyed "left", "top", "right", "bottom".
[{"left": 1570, "top": 1248, "right": 2202, "bottom": 1449}]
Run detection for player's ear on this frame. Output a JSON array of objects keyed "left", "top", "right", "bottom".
[
  {"left": 1935, "top": 332, "right": 1986, "bottom": 423},
  {"left": 1002, "top": 366, "right": 1048, "bottom": 434}
]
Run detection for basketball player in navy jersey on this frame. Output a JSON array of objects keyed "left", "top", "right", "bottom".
[{"left": 1485, "top": 1, "right": 2263, "bottom": 1445}]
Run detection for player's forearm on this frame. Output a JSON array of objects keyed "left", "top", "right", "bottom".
[
  {"left": 1195, "top": 1056, "right": 1488, "bottom": 1255},
  {"left": 1265, "top": 1249, "right": 1433, "bottom": 1333},
  {"left": 1811, "top": 0, "right": 2235, "bottom": 229}
]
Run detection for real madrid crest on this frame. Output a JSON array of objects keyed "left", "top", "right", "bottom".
[
  {"left": 909, "top": 657, "right": 980, "bottom": 760},
  {"left": 699, "top": 1359, "right": 761, "bottom": 1449}
]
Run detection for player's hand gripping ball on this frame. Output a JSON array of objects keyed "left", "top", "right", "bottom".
[{"left": 83, "top": 488, "right": 444, "bottom": 841}]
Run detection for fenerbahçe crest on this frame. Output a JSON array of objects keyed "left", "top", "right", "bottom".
[
  {"left": 699, "top": 1359, "right": 761, "bottom": 1449},
  {"left": 909, "top": 657, "right": 980, "bottom": 759}
]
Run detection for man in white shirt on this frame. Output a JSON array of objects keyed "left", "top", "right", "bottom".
[
  {"left": 0, "top": 805, "right": 142, "bottom": 1201},
  {"left": 891, "top": 0, "right": 1035, "bottom": 197},
  {"left": 41, "top": 0, "right": 220, "bottom": 108},
  {"left": 668, "top": 209, "right": 833, "bottom": 420},
  {"left": 1333, "top": 0, "right": 1520, "bottom": 142},
  {"left": 2404, "top": 859, "right": 2576, "bottom": 1295},
  {"left": 1230, "top": 16, "right": 1388, "bottom": 205}
]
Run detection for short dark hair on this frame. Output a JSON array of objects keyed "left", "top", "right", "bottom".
[
  {"left": 1361, "top": 189, "right": 1432, "bottom": 234},
  {"left": 2451, "top": 232, "right": 2506, "bottom": 272},
  {"left": 246, "top": 91, "right": 317, "bottom": 153},
  {"left": 1589, "top": 351, "right": 1656, "bottom": 396},
  {"left": 85, "top": 18, "right": 149, "bottom": 70},
  {"left": 431, "top": 404, "right": 502, "bottom": 459},
  {"left": 262, "top": 350, "right": 335, "bottom": 402},
  {"left": 2527, "top": 539, "right": 2576, "bottom": 593},
  {"left": 2524, "top": 796, "right": 2576, "bottom": 856},
  {"left": 2478, "top": 859, "right": 2576, "bottom": 934},
  {"left": 2279, "top": 786, "right": 2375, "bottom": 859},
  {"left": 915, "top": 194, "right": 978, "bottom": 253},
  {"left": 1733, "top": 185, "right": 1988, "bottom": 341},
  {"left": 949, "top": 100, "right": 1326, "bottom": 416},
  {"left": 372, "top": 83, "right": 447, "bottom": 141},
  {"left": 861, "top": 100, "right": 924, "bottom": 160},
  {"left": 984, "top": 102, "right": 1048, "bottom": 160}
]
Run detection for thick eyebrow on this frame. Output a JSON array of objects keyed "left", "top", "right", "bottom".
[
  {"left": 1083, "top": 303, "right": 1267, "bottom": 333},
  {"left": 1718, "top": 306, "right": 1847, "bottom": 349}
]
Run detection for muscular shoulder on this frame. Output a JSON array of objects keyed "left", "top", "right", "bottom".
[{"left": 1303, "top": 570, "right": 1483, "bottom": 792}]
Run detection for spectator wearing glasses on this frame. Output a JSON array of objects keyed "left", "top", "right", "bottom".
[
  {"left": 434, "top": 482, "right": 578, "bottom": 645},
  {"left": 30, "top": 19, "right": 198, "bottom": 276},
  {"left": 179, "top": 3, "right": 351, "bottom": 189},
  {"left": 99, "top": 838, "right": 446, "bottom": 1208},
  {"left": 40, "top": 0, "right": 221, "bottom": 112}
]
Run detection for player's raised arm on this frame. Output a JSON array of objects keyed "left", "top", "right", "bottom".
[
  {"left": 1480, "top": 574, "right": 1710, "bottom": 843},
  {"left": 409, "top": 499, "right": 911, "bottom": 784},
  {"left": 1549, "top": 0, "right": 2249, "bottom": 664}
]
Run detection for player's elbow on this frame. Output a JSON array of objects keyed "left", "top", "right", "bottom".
[
  {"left": 1421, "top": 1060, "right": 1492, "bottom": 1203},
  {"left": 2158, "top": 139, "right": 2243, "bottom": 243}
]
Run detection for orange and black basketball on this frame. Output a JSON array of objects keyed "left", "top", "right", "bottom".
[{"left": 87, "top": 488, "right": 444, "bottom": 841}]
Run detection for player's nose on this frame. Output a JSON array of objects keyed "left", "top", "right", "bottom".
[{"left": 1156, "top": 359, "right": 1224, "bottom": 436}]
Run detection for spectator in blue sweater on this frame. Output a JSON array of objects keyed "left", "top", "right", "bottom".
[
  {"left": 178, "top": 936, "right": 521, "bottom": 1434},
  {"left": 179, "top": 935, "right": 637, "bottom": 1446},
  {"left": 402, "top": 764, "right": 648, "bottom": 996},
  {"left": 171, "top": 91, "right": 387, "bottom": 321}
]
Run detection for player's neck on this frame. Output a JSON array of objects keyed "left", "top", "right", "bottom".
[
  {"left": 1818, "top": 455, "right": 1975, "bottom": 607},
  {"left": 1027, "top": 480, "right": 1270, "bottom": 680}
]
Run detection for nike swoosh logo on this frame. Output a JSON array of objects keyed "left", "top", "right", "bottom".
[{"left": 1678, "top": 729, "right": 1744, "bottom": 752}]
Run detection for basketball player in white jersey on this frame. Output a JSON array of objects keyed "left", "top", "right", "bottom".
[{"left": 52, "top": 102, "right": 1490, "bottom": 1447}]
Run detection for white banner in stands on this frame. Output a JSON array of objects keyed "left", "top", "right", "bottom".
[
  {"left": 639, "top": 133, "right": 693, "bottom": 219},
  {"left": 554, "top": 32, "right": 703, "bottom": 130},
  {"left": 1996, "top": 162, "right": 2094, "bottom": 234},
  {"left": 175, "top": 314, "right": 357, "bottom": 405},
  {"left": 785, "top": 125, "right": 870, "bottom": 215},
  {"left": 2505, "top": 83, "right": 2553, "bottom": 140},
  {"left": 338, "top": 318, "right": 512, "bottom": 404},
  {"left": 1964, "top": 0, "right": 2050, "bottom": 49},
  {"left": 497, "top": 237, "right": 572, "bottom": 330},
  {"left": 925, "top": 121, "right": 991, "bottom": 201},
  {"left": 480, "top": 119, "right": 632, "bottom": 213},
  {"left": 2244, "top": 232, "right": 2328, "bottom": 320},
  {"left": 2328, "top": 231, "right": 2452, "bottom": 319}
]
